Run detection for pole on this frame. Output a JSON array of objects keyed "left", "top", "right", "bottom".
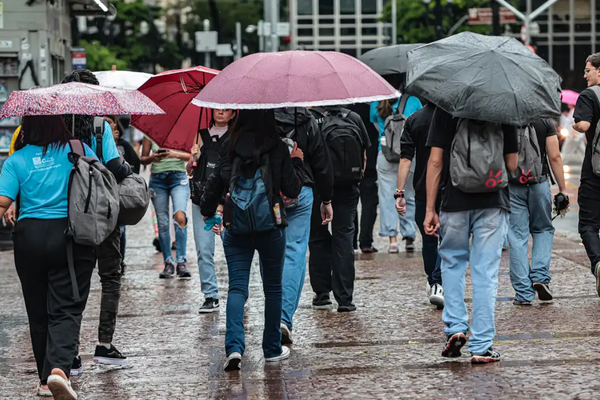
[
  {"left": 391, "top": 0, "right": 397, "bottom": 45},
  {"left": 235, "top": 22, "right": 242, "bottom": 60},
  {"left": 270, "top": 0, "right": 279, "bottom": 52},
  {"left": 525, "top": 0, "right": 531, "bottom": 44},
  {"left": 203, "top": 19, "right": 211, "bottom": 68},
  {"left": 491, "top": 0, "right": 501, "bottom": 35},
  {"left": 258, "top": 20, "right": 265, "bottom": 52},
  {"left": 434, "top": 0, "right": 443, "bottom": 40}
]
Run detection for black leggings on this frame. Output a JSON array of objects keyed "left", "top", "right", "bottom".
[{"left": 13, "top": 218, "right": 96, "bottom": 383}]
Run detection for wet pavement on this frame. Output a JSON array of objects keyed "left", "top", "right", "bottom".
[{"left": 1, "top": 185, "right": 599, "bottom": 399}]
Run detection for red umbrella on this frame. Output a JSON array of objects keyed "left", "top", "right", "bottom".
[
  {"left": 192, "top": 51, "right": 399, "bottom": 109},
  {"left": 131, "top": 66, "right": 219, "bottom": 153},
  {"left": 0, "top": 82, "right": 164, "bottom": 119}
]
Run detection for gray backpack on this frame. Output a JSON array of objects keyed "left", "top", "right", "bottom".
[
  {"left": 450, "top": 119, "right": 507, "bottom": 193},
  {"left": 587, "top": 86, "right": 600, "bottom": 177},
  {"left": 381, "top": 95, "right": 409, "bottom": 163},
  {"left": 118, "top": 173, "right": 150, "bottom": 225},
  {"left": 508, "top": 124, "right": 543, "bottom": 185},
  {"left": 66, "top": 139, "right": 120, "bottom": 300}
]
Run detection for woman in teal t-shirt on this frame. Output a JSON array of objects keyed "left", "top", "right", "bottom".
[{"left": 0, "top": 115, "right": 97, "bottom": 400}]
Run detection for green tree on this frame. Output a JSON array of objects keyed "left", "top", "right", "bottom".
[{"left": 80, "top": 40, "right": 128, "bottom": 71}]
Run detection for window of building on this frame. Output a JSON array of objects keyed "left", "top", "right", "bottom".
[
  {"left": 341, "top": 48, "right": 358, "bottom": 57},
  {"left": 319, "top": 27, "right": 335, "bottom": 36},
  {"left": 52, "top": 56, "right": 65, "bottom": 85},
  {"left": 320, "top": 40, "right": 335, "bottom": 45},
  {"left": 341, "top": 18, "right": 355, "bottom": 24},
  {"left": 362, "top": 27, "right": 378, "bottom": 35},
  {"left": 319, "top": 0, "right": 334, "bottom": 15},
  {"left": 297, "top": 0, "right": 313, "bottom": 15},
  {"left": 362, "top": 0, "right": 377, "bottom": 14},
  {"left": 298, "top": 28, "right": 314, "bottom": 36},
  {"left": 320, "top": 18, "right": 334, "bottom": 24},
  {"left": 298, "top": 19, "right": 313, "bottom": 25},
  {"left": 341, "top": 0, "right": 356, "bottom": 14},
  {"left": 340, "top": 27, "right": 356, "bottom": 36}
]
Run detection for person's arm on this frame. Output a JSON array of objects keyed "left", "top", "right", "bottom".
[
  {"left": 573, "top": 121, "right": 591, "bottom": 133},
  {"left": 546, "top": 135, "right": 567, "bottom": 193},
  {"left": 164, "top": 149, "right": 192, "bottom": 162},
  {"left": 502, "top": 125, "right": 519, "bottom": 172},
  {"left": 424, "top": 148, "right": 443, "bottom": 236},
  {"left": 280, "top": 142, "right": 305, "bottom": 200},
  {"left": 0, "top": 196, "right": 13, "bottom": 221},
  {"left": 573, "top": 91, "right": 594, "bottom": 133},
  {"left": 121, "top": 140, "right": 141, "bottom": 174},
  {"left": 140, "top": 137, "right": 167, "bottom": 165},
  {"left": 0, "top": 157, "right": 19, "bottom": 223}
]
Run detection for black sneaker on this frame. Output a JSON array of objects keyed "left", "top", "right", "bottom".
[
  {"left": 513, "top": 300, "right": 532, "bottom": 306},
  {"left": 312, "top": 293, "right": 333, "bottom": 309},
  {"left": 471, "top": 348, "right": 501, "bottom": 364},
  {"left": 441, "top": 332, "right": 467, "bottom": 358},
  {"left": 224, "top": 352, "right": 242, "bottom": 371},
  {"left": 405, "top": 238, "right": 416, "bottom": 252},
  {"left": 199, "top": 298, "right": 220, "bottom": 313},
  {"left": 153, "top": 237, "right": 161, "bottom": 253},
  {"left": 159, "top": 262, "right": 175, "bottom": 279},
  {"left": 337, "top": 304, "right": 357, "bottom": 312},
  {"left": 360, "top": 246, "right": 379, "bottom": 254},
  {"left": 176, "top": 262, "right": 192, "bottom": 279},
  {"left": 93, "top": 344, "right": 128, "bottom": 366},
  {"left": 533, "top": 282, "right": 553, "bottom": 301},
  {"left": 70, "top": 355, "right": 83, "bottom": 376}
]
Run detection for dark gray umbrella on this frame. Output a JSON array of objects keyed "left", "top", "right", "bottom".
[
  {"left": 405, "top": 32, "right": 561, "bottom": 126},
  {"left": 359, "top": 44, "right": 423, "bottom": 76}
]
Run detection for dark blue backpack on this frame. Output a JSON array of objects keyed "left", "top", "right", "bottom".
[{"left": 226, "top": 154, "right": 281, "bottom": 234}]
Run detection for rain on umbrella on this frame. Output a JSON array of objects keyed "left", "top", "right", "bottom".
[
  {"left": 192, "top": 50, "right": 399, "bottom": 110},
  {"left": 359, "top": 44, "right": 424, "bottom": 76},
  {"left": 0, "top": 82, "right": 165, "bottom": 119},
  {"left": 131, "top": 66, "right": 219, "bottom": 153},
  {"left": 95, "top": 70, "right": 154, "bottom": 90},
  {"left": 405, "top": 32, "right": 562, "bottom": 126}
]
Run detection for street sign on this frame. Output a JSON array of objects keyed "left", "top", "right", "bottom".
[
  {"left": 72, "top": 47, "right": 86, "bottom": 70},
  {"left": 216, "top": 43, "right": 234, "bottom": 57},
  {"left": 276, "top": 22, "right": 290, "bottom": 37},
  {"left": 468, "top": 8, "right": 517, "bottom": 25},
  {"left": 262, "top": 22, "right": 272, "bottom": 36},
  {"left": 195, "top": 31, "right": 218, "bottom": 52}
]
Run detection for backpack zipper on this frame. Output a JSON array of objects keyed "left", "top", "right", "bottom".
[{"left": 84, "top": 169, "right": 93, "bottom": 214}]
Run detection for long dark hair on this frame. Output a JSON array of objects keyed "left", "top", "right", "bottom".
[
  {"left": 16, "top": 116, "right": 73, "bottom": 154},
  {"left": 227, "top": 109, "right": 278, "bottom": 164},
  {"left": 61, "top": 69, "right": 99, "bottom": 146}
]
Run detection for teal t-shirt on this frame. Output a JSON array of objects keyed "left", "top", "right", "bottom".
[
  {"left": 0, "top": 143, "right": 97, "bottom": 220},
  {"left": 87, "top": 120, "right": 121, "bottom": 165},
  {"left": 370, "top": 95, "right": 423, "bottom": 150}
]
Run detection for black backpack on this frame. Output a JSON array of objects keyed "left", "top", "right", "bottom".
[
  {"left": 318, "top": 108, "right": 364, "bottom": 184},
  {"left": 191, "top": 129, "right": 228, "bottom": 206}
]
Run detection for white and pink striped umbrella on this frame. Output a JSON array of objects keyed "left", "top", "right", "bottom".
[{"left": 192, "top": 51, "right": 399, "bottom": 110}]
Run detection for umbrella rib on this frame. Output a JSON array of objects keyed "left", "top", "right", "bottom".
[
  {"left": 496, "top": 59, "right": 521, "bottom": 125},
  {"left": 318, "top": 53, "right": 354, "bottom": 102}
]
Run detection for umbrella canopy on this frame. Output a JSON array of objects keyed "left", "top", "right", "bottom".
[
  {"left": 359, "top": 44, "right": 423, "bottom": 76},
  {"left": 0, "top": 82, "right": 164, "bottom": 119},
  {"left": 406, "top": 32, "right": 562, "bottom": 126},
  {"left": 131, "top": 66, "right": 219, "bottom": 152},
  {"left": 192, "top": 50, "right": 399, "bottom": 110},
  {"left": 95, "top": 70, "right": 154, "bottom": 90},
  {"left": 561, "top": 90, "right": 579, "bottom": 106}
]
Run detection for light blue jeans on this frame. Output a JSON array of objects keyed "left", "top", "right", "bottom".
[
  {"left": 149, "top": 171, "right": 189, "bottom": 264},
  {"left": 439, "top": 208, "right": 508, "bottom": 355},
  {"left": 281, "top": 186, "right": 313, "bottom": 331},
  {"left": 192, "top": 203, "right": 221, "bottom": 300},
  {"left": 376, "top": 152, "right": 416, "bottom": 240},
  {"left": 508, "top": 181, "right": 554, "bottom": 302}
]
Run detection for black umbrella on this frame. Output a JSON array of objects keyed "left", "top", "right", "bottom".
[
  {"left": 405, "top": 32, "right": 561, "bottom": 126},
  {"left": 359, "top": 44, "right": 423, "bottom": 76}
]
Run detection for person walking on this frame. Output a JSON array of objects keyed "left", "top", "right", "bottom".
[
  {"left": 308, "top": 105, "right": 371, "bottom": 312},
  {"left": 370, "top": 75, "right": 422, "bottom": 253},
  {"left": 62, "top": 70, "right": 132, "bottom": 369},
  {"left": 0, "top": 116, "right": 97, "bottom": 400},
  {"left": 508, "top": 119, "right": 568, "bottom": 306},
  {"left": 425, "top": 107, "right": 518, "bottom": 364},
  {"left": 395, "top": 104, "right": 444, "bottom": 307},
  {"left": 572, "top": 53, "right": 600, "bottom": 296},
  {"left": 141, "top": 137, "right": 192, "bottom": 279},
  {"left": 188, "top": 108, "right": 236, "bottom": 313},
  {"left": 274, "top": 107, "right": 333, "bottom": 344},
  {"left": 200, "top": 109, "right": 305, "bottom": 371}
]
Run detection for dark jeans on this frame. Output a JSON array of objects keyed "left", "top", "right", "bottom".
[
  {"left": 14, "top": 218, "right": 96, "bottom": 383},
  {"left": 97, "top": 226, "right": 122, "bottom": 343},
  {"left": 415, "top": 199, "right": 442, "bottom": 286},
  {"left": 309, "top": 184, "right": 360, "bottom": 305},
  {"left": 223, "top": 228, "right": 286, "bottom": 358},
  {"left": 578, "top": 185, "right": 600, "bottom": 273},
  {"left": 358, "top": 175, "right": 379, "bottom": 249}
]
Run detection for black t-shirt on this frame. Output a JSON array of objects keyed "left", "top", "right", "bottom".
[
  {"left": 529, "top": 119, "right": 557, "bottom": 177},
  {"left": 573, "top": 87, "right": 600, "bottom": 187},
  {"left": 426, "top": 108, "right": 519, "bottom": 213},
  {"left": 400, "top": 104, "right": 437, "bottom": 201}
]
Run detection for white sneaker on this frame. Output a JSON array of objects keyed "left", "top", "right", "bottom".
[
  {"left": 265, "top": 346, "right": 291, "bottom": 362},
  {"left": 37, "top": 384, "right": 52, "bottom": 397},
  {"left": 429, "top": 283, "right": 444, "bottom": 307},
  {"left": 389, "top": 242, "right": 399, "bottom": 253},
  {"left": 47, "top": 373, "right": 77, "bottom": 400},
  {"left": 224, "top": 352, "right": 242, "bottom": 371}
]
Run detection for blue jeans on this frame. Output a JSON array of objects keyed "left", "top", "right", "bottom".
[
  {"left": 281, "top": 186, "right": 313, "bottom": 331},
  {"left": 439, "top": 208, "right": 508, "bottom": 355},
  {"left": 149, "top": 171, "right": 189, "bottom": 264},
  {"left": 223, "top": 228, "right": 286, "bottom": 358},
  {"left": 192, "top": 203, "right": 220, "bottom": 300},
  {"left": 376, "top": 152, "right": 416, "bottom": 240},
  {"left": 508, "top": 181, "right": 554, "bottom": 302}
]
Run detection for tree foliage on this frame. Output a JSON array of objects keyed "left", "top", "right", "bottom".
[{"left": 80, "top": 40, "right": 128, "bottom": 71}]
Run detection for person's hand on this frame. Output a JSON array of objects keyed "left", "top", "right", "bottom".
[
  {"left": 191, "top": 144, "right": 200, "bottom": 157},
  {"left": 395, "top": 197, "right": 406, "bottom": 216},
  {"left": 153, "top": 151, "right": 168, "bottom": 162},
  {"left": 320, "top": 202, "right": 333, "bottom": 225},
  {"left": 4, "top": 205, "right": 16, "bottom": 226},
  {"left": 291, "top": 142, "right": 304, "bottom": 160},
  {"left": 424, "top": 210, "right": 440, "bottom": 237},
  {"left": 212, "top": 208, "right": 224, "bottom": 234}
]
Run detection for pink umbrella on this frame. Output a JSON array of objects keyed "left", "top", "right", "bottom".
[
  {"left": 0, "top": 82, "right": 164, "bottom": 119},
  {"left": 192, "top": 51, "right": 399, "bottom": 109},
  {"left": 561, "top": 90, "right": 579, "bottom": 106},
  {"left": 131, "top": 66, "right": 219, "bottom": 153}
]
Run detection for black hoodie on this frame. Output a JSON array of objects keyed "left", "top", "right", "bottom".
[
  {"left": 200, "top": 130, "right": 305, "bottom": 218},
  {"left": 275, "top": 108, "right": 334, "bottom": 202}
]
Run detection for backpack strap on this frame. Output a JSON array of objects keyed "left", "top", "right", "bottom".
[
  {"left": 397, "top": 95, "right": 409, "bottom": 116},
  {"left": 66, "top": 138, "right": 84, "bottom": 301},
  {"left": 93, "top": 117, "right": 105, "bottom": 161},
  {"left": 68, "top": 139, "right": 86, "bottom": 159}
]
